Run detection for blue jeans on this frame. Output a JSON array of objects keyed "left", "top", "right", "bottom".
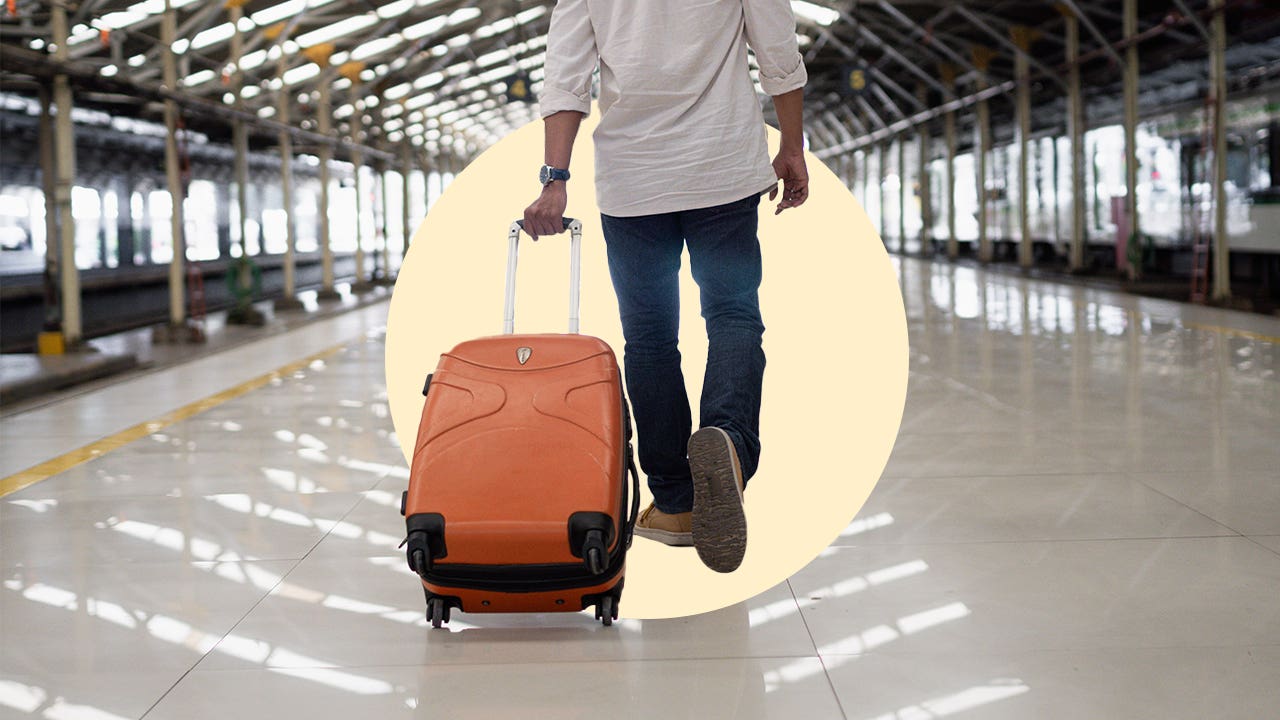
[{"left": 601, "top": 193, "right": 766, "bottom": 514}]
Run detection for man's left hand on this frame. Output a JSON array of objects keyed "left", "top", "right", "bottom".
[{"left": 769, "top": 149, "right": 809, "bottom": 215}]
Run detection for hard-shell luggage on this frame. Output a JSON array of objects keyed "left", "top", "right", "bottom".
[{"left": 400, "top": 218, "right": 639, "bottom": 628}]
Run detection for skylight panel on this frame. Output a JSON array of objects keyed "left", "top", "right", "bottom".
[
  {"left": 296, "top": 14, "right": 377, "bottom": 48},
  {"left": 283, "top": 63, "right": 321, "bottom": 85},
  {"left": 192, "top": 22, "right": 235, "bottom": 50},
  {"left": 377, "top": 0, "right": 415, "bottom": 19},
  {"left": 792, "top": 1, "right": 838, "bottom": 26},
  {"left": 250, "top": 0, "right": 340, "bottom": 27},
  {"left": 403, "top": 16, "right": 447, "bottom": 41},
  {"left": 183, "top": 69, "right": 216, "bottom": 86},
  {"left": 352, "top": 35, "right": 403, "bottom": 61}
]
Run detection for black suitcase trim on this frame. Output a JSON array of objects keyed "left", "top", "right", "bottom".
[{"left": 420, "top": 555, "right": 625, "bottom": 594}]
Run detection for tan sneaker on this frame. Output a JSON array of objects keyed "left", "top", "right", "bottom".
[
  {"left": 687, "top": 427, "right": 747, "bottom": 573},
  {"left": 633, "top": 502, "right": 693, "bottom": 546}
]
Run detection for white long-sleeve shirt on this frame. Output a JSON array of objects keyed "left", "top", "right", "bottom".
[{"left": 539, "top": 0, "right": 807, "bottom": 217}]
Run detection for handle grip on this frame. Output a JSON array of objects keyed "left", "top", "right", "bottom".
[
  {"left": 514, "top": 217, "right": 576, "bottom": 233},
  {"left": 504, "top": 218, "right": 583, "bottom": 335}
]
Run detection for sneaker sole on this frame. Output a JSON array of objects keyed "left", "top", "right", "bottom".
[
  {"left": 633, "top": 526, "right": 693, "bottom": 547},
  {"left": 688, "top": 427, "right": 747, "bottom": 573}
]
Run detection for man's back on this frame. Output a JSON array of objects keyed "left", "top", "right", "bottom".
[{"left": 541, "top": 0, "right": 807, "bottom": 217}]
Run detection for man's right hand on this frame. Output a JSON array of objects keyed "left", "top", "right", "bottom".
[{"left": 522, "top": 182, "right": 569, "bottom": 241}]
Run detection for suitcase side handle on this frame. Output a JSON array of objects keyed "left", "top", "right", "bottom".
[{"left": 505, "top": 218, "right": 583, "bottom": 335}]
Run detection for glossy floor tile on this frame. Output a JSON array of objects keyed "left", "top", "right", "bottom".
[
  {"left": 822, "top": 646, "right": 1280, "bottom": 720},
  {"left": 1130, "top": 469, "right": 1280, "bottom": 535},
  {"left": 791, "top": 538, "right": 1280, "bottom": 654},
  {"left": 844, "top": 474, "right": 1235, "bottom": 545},
  {"left": 194, "top": 566, "right": 815, "bottom": 669},
  {"left": 147, "top": 657, "right": 845, "bottom": 720},
  {"left": 1251, "top": 536, "right": 1280, "bottom": 555},
  {"left": 1, "top": 258, "right": 1278, "bottom": 718}
]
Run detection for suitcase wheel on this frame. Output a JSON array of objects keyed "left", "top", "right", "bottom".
[
  {"left": 595, "top": 595, "right": 616, "bottom": 627},
  {"left": 427, "top": 596, "right": 450, "bottom": 629}
]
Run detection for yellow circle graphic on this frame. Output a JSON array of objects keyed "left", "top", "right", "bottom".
[{"left": 386, "top": 110, "right": 908, "bottom": 619}]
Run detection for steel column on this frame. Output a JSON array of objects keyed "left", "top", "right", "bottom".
[
  {"left": 161, "top": 0, "right": 185, "bottom": 330},
  {"left": 1210, "top": 0, "right": 1230, "bottom": 300},
  {"left": 349, "top": 85, "right": 368, "bottom": 288},
  {"left": 401, "top": 140, "right": 412, "bottom": 259},
  {"left": 1052, "top": 135, "right": 1061, "bottom": 252},
  {"left": 975, "top": 78, "right": 992, "bottom": 263},
  {"left": 50, "top": 2, "right": 83, "bottom": 347},
  {"left": 1065, "top": 12, "right": 1086, "bottom": 271},
  {"left": 1123, "top": 0, "right": 1140, "bottom": 279},
  {"left": 878, "top": 142, "right": 888, "bottom": 246},
  {"left": 1014, "top": 28, "right": 1034, "bottom": 269},
  {"left": 945, "top": 109, "right": 957, "bottom": 259},
  {"left": 897, "top": 136, "right": 907, "bottom": 254},
  {"left": 37, "top": 83, "right": 62, "bottom": 338},
  {"left": 230, "top": 3, "right": 249, "bottom": 260},
  {"left": 275, "top": 51, "right": 301, "bottom": 309},
  {"left": 317, "top": 80, "right": 338, "bottom": 299},
  {"left": 378, "top": 159, "right": 392, "bottom": 280},
  {"left": 917, "top": 85, "right": 932, "bottom": 253}
]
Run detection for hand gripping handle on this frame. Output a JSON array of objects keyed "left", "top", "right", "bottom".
[{"left": 504, "top": 218, "right": 582, "bottom": 335}]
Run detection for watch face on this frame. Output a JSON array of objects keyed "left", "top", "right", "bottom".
[{"left": 539, "top": 165, "right": 549, "bottom": 185}]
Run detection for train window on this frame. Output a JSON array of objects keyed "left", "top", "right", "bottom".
[
  {"left": 70, "top": 186, "right": 102, "bottom": 269},
  {"left": 186, "top": 180, "right": 220, "bottom": 261}
]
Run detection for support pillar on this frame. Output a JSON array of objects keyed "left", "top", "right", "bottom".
[
  {"left": 49, "top": 2, "right": 82, "bottom": 350},
  {"left": 348, "top": 82, "right": 371, "bottom": 291},
  {"left": 401, "top": 140, "right": 413, "bottom": 260},
  {"left": 377, "top": 159, "right": 393, "bottom": 283},
  {"left": 1210, "top": 0, "right": 1230, "bottom": 300},
  {"left": 1012, "top": 26, "right": 1035, "bottom": 269},
  {"left": 973, "top": 47, "right": 995, "bottom": 263},
  {"left": 941, "top": 64, "right": 958, "bottom": 259},
  {"left": 274, "top": 46, "right": 302, "bottom": 310},
  {"left": 316, "top": 79, "right": 340, "bottom": 301},
  {"left": 897, "top": 136, "right": 907, "bottom": 254},
  {"left": 161, "top": 0, "right": 187, "bottom": 334},
  {"left": 1063, "top": 10, "right": 1086, "bottom": 272},
  {"left": 227, "top": 0, "right": 264, "bottom": 324},
  {"left": 37, "top": 83, "right": 63, "bottom": 344},
  {"left": 1122, "top": 0, "right": 1140, "bottom": 280},
  {"left": 917, "top": 85, "right": 932, "bottom": 255},
  {"left": 1050, "top": 136, "right": 1060, "bottom": 251},
  {"left": 878, "top": 142, "right": 889, "bottom": 247}
]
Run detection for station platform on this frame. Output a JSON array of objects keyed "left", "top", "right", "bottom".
[
  {"left": 0, "top": 285, "right": 392, "bottom": 410},
  {"left": 1, "top": 257, "right": 1278, "bottom": 719}
]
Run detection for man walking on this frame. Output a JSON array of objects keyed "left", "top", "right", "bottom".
[{"left": 523, "top": 0, "right": 809, "bottom": 573}]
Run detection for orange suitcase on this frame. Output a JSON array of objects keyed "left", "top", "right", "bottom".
[{"left": 401, "top": 218, "right": 639, "bottom": 628}]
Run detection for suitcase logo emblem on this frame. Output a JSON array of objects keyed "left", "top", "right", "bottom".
[{"left": 516, "top": 347, "right": 532, "bottom": 365}]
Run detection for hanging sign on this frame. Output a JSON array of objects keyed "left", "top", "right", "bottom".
[
  {"left": 505, "top": 72, "right": 534, "bottom": 103},
  {"left": 838, "top": 63, "right": 869, "bottom": 97}
]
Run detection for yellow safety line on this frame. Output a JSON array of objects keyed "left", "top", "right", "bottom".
[
  {"left": 1185, "top": 322, "right": 1280, "bottom": 345},
  {"left": 0, "top": 343, "right": 346, "bottom": 499}
]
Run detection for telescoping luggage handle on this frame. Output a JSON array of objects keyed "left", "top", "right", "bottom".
[{"left": 506, "top": 218, "right": 582, "bottom": 335}]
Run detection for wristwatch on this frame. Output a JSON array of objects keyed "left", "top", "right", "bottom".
[{"left": 539, "top": 164, "right": 570, "bottom": 186}]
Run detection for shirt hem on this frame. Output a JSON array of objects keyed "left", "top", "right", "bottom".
[{"left": 598, "top": 179, "right": 777, "bottom": 218}]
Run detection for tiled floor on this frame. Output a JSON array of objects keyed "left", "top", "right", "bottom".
[{"left": 2, "top": 258, "right": 1278, "bottom": 719}]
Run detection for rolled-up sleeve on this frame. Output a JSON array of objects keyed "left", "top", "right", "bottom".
[
  {"left": 742, "top": 0, "right": 807, "bottom": 96},
  {"left": 538, "top": 0, "right": 597, "bottom": 118}
]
